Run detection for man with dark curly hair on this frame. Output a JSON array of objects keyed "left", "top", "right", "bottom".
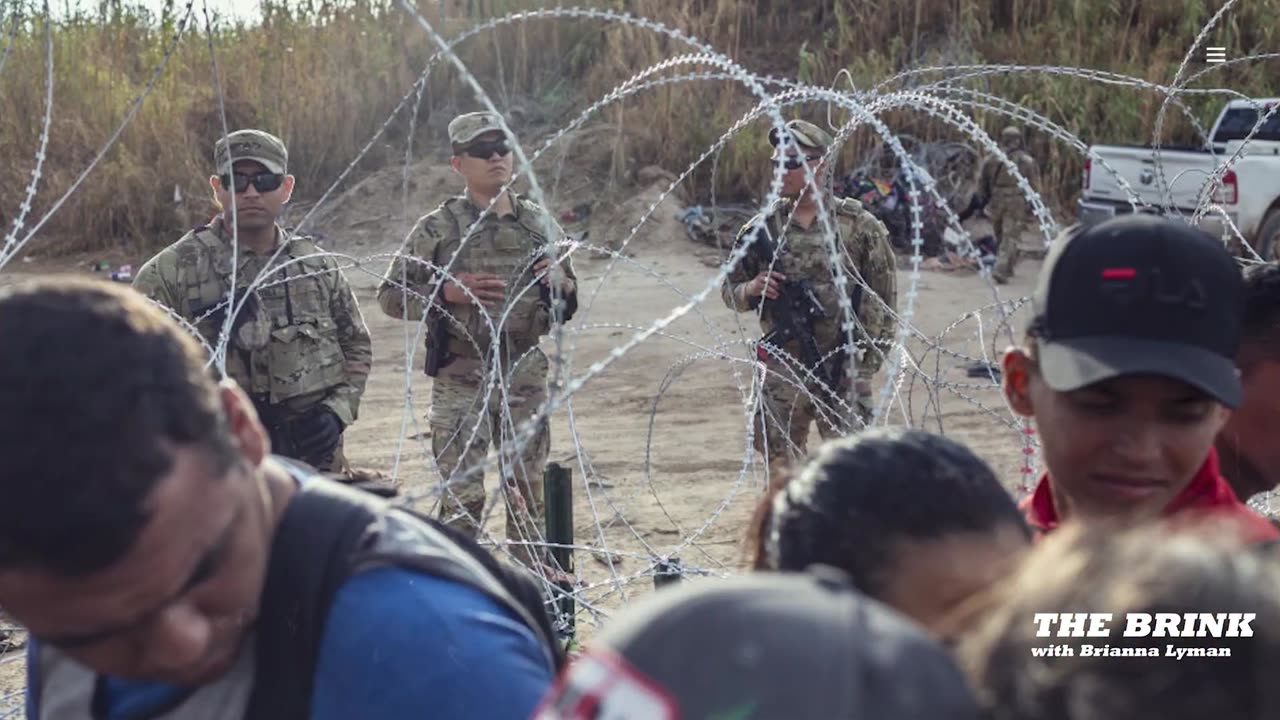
[
  {"left": 0, "top": 278, "right": 557, "bottom": 719},
  {"left": 1217, "top": 261, "right": 1280, "bottom": 501}
]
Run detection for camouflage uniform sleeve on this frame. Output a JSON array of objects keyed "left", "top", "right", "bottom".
[
  {"left": 321, "top": 259, "right": 373, "bottom": 426},
  {"left": 977, "top": 155, "right": 997, "bottom": 200},
  {"left": 846, "top": 210, "right": 898, "bottom": 377},
  {"left": 721, "top": 219, "right": 763, "bottom": 312},
  {"left": 376, "top": 212, "right": 448, "bottom": 321},
  {"left": 1021, "top": 152, "right": 1042, "bottom": 192},
  {"left": 539, "top": 208, "right": 579, "bottom": 290},
  {"left": 132, "top": 249, "right": 184, "bottom": 318}
]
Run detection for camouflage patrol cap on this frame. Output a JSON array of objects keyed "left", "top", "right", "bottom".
[
  {"left": 448, "top": 111, "right": 507, "bottom": 151},
  {"left": 213, "top": 129, "right": 287, "bottom": 174},
  {"left": 1001, "top": 125, "right": 1023, "bottom": 140},
  {"left": 769, "top": 119, "right": 832, "bottom": 153}
]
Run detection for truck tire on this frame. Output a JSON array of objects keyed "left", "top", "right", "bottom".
[{"left": 1258, "top": 209, "right": 1280, "bottom": 261}]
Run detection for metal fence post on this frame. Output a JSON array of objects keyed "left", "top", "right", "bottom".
[
  {"left": 654, "top": 555, "right": 683, "bottom": 589},
  {"left": 543, "top": 462, "right": 575, "bottom": 642}
]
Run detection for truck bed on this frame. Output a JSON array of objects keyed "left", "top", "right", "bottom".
[{"left": 1085, "top": 144, "right": 1221, "bottom": 211}]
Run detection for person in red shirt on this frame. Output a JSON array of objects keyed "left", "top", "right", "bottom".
[{"left": 999, "top": 215, "right": 1277, "bottom": 541}]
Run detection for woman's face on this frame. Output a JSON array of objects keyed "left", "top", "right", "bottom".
[{"left": 875, "top": 526, "right": 1031, "bottom": 645}]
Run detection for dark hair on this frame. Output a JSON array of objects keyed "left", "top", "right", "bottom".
[
  {"left": 752, "top": 428, "right": 1029, "bottom": 597},
  {"left": 1240, "top": 261, "right": 1280, "bottom": 363},
  {"left": 0, "top": 277, "right": 237, "bottom": 576},
  {"left": 960, "top": 520, "right": 1280, "bottom": 720}
]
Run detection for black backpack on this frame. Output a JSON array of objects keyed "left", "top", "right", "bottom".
[{"left": 243, "top": 477, "right": 568, "bottom": 719}]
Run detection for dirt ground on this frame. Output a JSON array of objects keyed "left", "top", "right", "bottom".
[{"left": 0, "top": 147, "right": 1044, "bottom": 702}]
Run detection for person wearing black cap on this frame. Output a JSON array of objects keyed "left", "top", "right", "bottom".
[
  {"left": 999, "top": 215, "right": 1278, "bottom": 541},
  {"left": 533, "top": 568, "right": 981, "bottom": 720}
]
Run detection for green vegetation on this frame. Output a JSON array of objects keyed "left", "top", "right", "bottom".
[{"left": 1, "top": 0, "right": 1278, "bottom": 253}]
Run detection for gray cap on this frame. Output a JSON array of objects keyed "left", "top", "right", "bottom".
[
  {"left": 448, "top": 111, "right": 507, "bottom": 149},
  {"left": 213, "top": 129, "right": 287, "bottom": 174},
  {"left": 534, "top": 568, "right": 981, "bottom": 720},
  {"left": 769, "top": 119, "right": 833, "bottom": 153}
]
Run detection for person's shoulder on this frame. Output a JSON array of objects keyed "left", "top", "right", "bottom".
[
  {"left": 311, "top": 565, "right": 555, "bottom": 719},
  {"left": 735, "top": 197, "right": 790, "bottom": 242},
  {"left": 323, "top": 566, "right": 539, "bottom": 642},
  {"left": 514, "top": 194, "right": 563, "bottom": 238},
  {"left": 283, "top": 229, "right": 337, "bottom": 264},
  {"left": 829, "top": 196, "right": 870, "bottom": 221},
  {"left": 284, "top": 230, "right": 322, "bottom": 253},
  {"left": 833, "top": 195, "right": 869, "bottom": 218},
  {"left": 833, "top": 196, "right": 888, "bottom": 240},
  {"left": 514, "top": 193, "right": 550, "bottom": 215},
  {"left": 167, "top": 222, "right": 218, "bottom": 252},
  {"left": 315, "top": 565, "right": 554, "bottom": 681},
  {"left": 413, "top": 199, "right": 465, "bottom": 239},
  {"left": 139, "top": 224, "right": 217, "bottom": 274}
]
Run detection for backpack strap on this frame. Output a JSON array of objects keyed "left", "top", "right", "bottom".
[
  {"left": 244, "top": 478, "right": 381, "bottom": 720},
  {"left": 244, "top": 477, "right": 565, "bottom": 720}
]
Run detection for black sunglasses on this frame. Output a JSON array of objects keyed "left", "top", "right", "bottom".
[
  {"left": 778, "top": 154, "right": 821, "bottom": 171},
  {"left": 463, "top": 141, "right": 511, "bottom": 160},
  {"left": 219, "top": 172, "right": 285, "bottom": 194}
]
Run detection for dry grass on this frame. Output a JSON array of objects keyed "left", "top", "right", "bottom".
[{"left": 2, "top": 0, "right": 1279, "bottom": 254}]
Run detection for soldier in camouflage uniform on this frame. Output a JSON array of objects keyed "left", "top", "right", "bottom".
[
  {"left": 723, "top": 120, "right": 898, "bottom": 491},
  {"left": 134, "top": 129, "right": 376, "bottom": 488},
  {"left": 978, "top": 125, "right": 1041, "bottom": 284},
  {"left": 377, "top": 112, "right": 578, "bottom": 570}
]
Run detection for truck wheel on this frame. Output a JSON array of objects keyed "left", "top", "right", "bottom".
[{"left": 1258, "top": 210, "right": 1280, "bottom": 261}]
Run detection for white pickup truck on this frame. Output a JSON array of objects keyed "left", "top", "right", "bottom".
[{"left": 1078, "top": 98, "right": 1280, "bottom": 259}]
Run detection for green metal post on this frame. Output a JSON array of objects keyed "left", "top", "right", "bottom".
[
  {"left": 543, "top": 462, "right": 575, "bottom": 641},
  {"left": 654, "top": 555, "right": 683, "bottom": 589}
]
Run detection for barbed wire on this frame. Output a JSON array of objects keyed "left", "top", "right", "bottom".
[{"left": 1, "top": 3, "right": 1278, "bottom": 708}]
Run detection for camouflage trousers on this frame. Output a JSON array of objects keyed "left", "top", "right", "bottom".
[
  {"left": 430, "top": 347, "right": 550, "bottom": 570},
  {"left": 754, "top": 359, "right": 864, "bottom": 492},
  {"left": 991, "top": 204, "right": 1031, "bottom": 281}
]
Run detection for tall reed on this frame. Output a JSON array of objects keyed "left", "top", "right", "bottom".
[{"left": 1, "top": 0, "right": 1276, "bottom": 254}]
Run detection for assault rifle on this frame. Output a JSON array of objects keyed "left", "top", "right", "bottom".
[
  {"left": 424, "top": 309, "right": 450, "bottom": 378},
  {"left": 423, "top": 277, "right": 453, "bottom": 378},
  {"left": 741, "top": 219, "right": 855, "bottom": 403},
  {"left": 535, "top": 233, "right": 584, "bottom": 325},
  {"left": 193, "top": 291, "right": 259, "bottom": 339}
]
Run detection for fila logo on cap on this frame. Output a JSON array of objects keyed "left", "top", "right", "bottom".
[{"left": 1098, "top": 266, "right": 1208, "bottom": 310}]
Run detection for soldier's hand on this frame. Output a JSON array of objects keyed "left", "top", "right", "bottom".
[
  {"left": 533, "top": 258, "right": 575, "bottom": 294},
  {"left": 747, "top": 270, "right": 787, "bottom": 300},
  {"left": 295, "top": 407, "right": 344, "bottom": 469},
  {"left": 443, "top": 272, "right": 506, "bottom": 307}
]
